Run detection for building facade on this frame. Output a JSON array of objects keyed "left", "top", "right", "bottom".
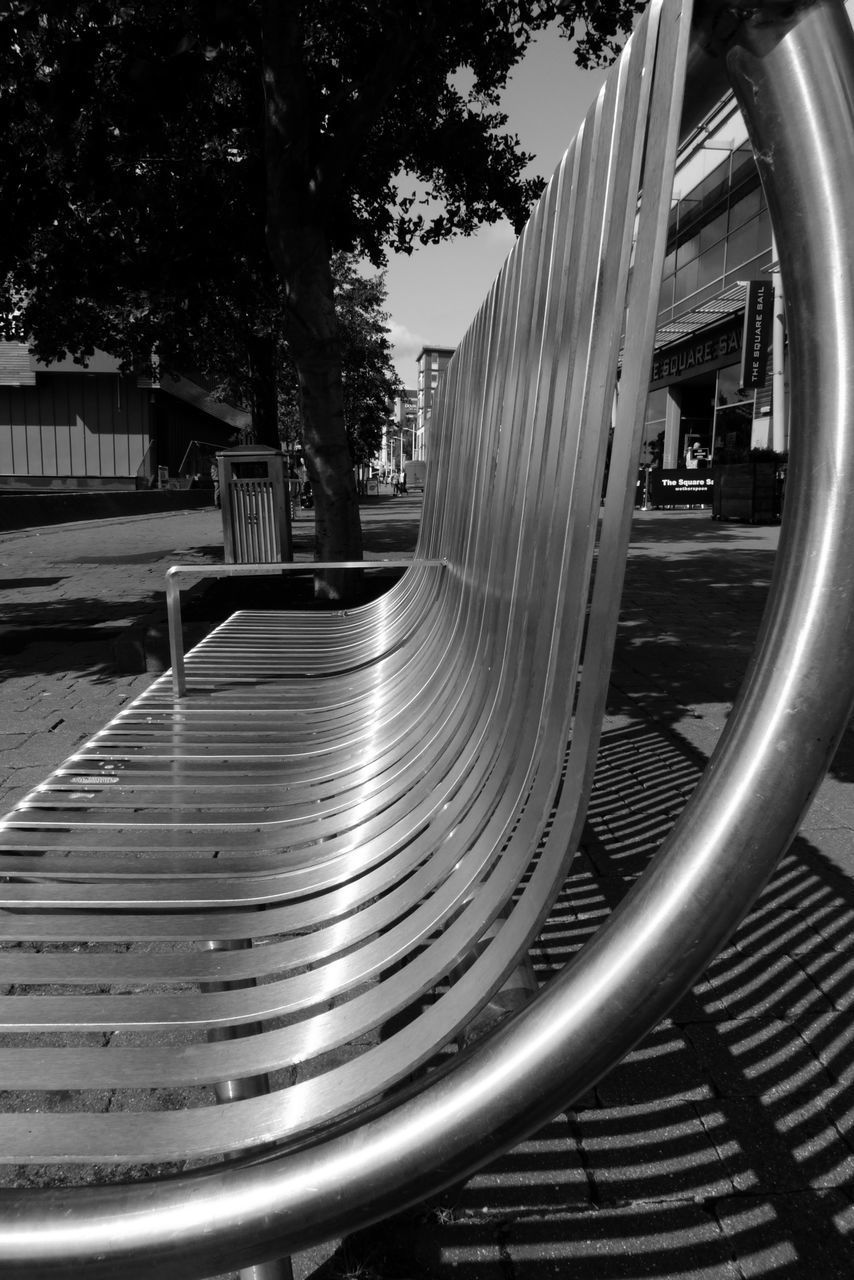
[
  {"left": 643, "top": 94, "right": 784, "bottom": 473},
  {"left": 416, "top": 346, "right": 455, "bottom": 461},
  {"left": 382, "top": 389, "right": 417, "bottom": 473},
  {"left": 0, "top": 343, "right": 251, "bottom": 490}
]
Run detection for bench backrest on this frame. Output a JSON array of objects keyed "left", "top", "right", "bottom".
[{"left": 411, "top": 0, "right": 687, "bottom": 828}]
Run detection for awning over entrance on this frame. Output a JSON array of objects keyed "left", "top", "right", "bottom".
[{"left": 654, "top": 281, "right": 746, "bottom": 347}]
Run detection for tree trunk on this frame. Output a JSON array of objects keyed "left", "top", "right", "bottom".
[
  {"left": 248, "top": 330, "right": 279, "bottom": 450},
  {"left": 273, "top": 232, "right": 364, "bottom": 601},
  {"left": 261, "top": 3, "right": 363, "bottom": 601},
  {"left": 296, "top": 339, "right": 364, "bottom": 599}
]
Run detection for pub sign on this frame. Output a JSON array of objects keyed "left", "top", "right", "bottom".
[
  {"left": 739, "top": 280, "right": 773, "bottom": 389},
  {"left": 649, "top": 318, "right": 743, "bottom": 391},
  {"left": 648, "top": 469, "right": 716, "bottom": 507}
]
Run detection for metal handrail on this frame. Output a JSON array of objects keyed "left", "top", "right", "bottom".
[{"left": 165, "top": 558, "right": 441, "bottom": 697}]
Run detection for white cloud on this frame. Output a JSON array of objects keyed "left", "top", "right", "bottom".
[{"left": 386, "top": 320, "right": 427, "bottom": 385}]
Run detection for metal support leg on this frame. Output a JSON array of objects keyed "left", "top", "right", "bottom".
[
  {"left": 454, "top": 912, "right": 540, "bottom": 1046},
  {"left": 165, "top": 570, "right": 187, "bottom": 698},
  {"left": 204, "top": 941, "right": 294, "bottom": 1280}
]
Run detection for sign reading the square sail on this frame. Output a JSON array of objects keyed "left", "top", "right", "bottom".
[{"left": 740, "top": 280, "right": 773, "bottom": 389}]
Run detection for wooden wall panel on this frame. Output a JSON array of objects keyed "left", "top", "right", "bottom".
[
  {"left": 35, "top": 383, "right": 58, "bottom": 475},
  {"left": 0, "top": 373, "right": 152, "bottom": 480},
  {"left": 24, "top": 385, "right": 43, "bottom": 474},
  {"left": 0, "top": 390, "right": 14, "bottom": 472},
  {"left": 53, "top": 377, "right": 73, "bottom": 475}
]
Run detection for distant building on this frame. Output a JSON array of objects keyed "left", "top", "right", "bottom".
[
  {"left": 0, "top": 343, "right": 251, "bottom": 490},
  {"left": 384, "top": 389, "right": 417, "bottom": 472},
  {"left": 416, "top": 346, "right": 455, "bottom": 461}
]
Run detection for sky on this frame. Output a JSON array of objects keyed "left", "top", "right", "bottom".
[{"left": 384, "top": 29, "right": 609, "bottom": 386}]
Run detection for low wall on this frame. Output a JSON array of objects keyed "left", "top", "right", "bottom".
[{"left": 0, "top": 488, "right": 213, "bottom": 532}]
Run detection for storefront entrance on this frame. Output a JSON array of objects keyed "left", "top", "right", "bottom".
[
  {"left": 671, "top": 370, "right": 756, "bottom": 467},
  {"left": 678, "top": 376, "right": 715, "bottom": 466},
  {"left": 644, "top": 355, "right": 759, "bottom": 472}
]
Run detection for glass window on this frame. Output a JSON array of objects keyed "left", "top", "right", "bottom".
[
  {"left": 673, "top": 257, "right": 699, "bottom": 305},
  {"left": 645, "top": 388, "right": 667, "bottom": 424},
  {"left": 641, "top": 420, "right": 665, "bottom": 468},
  {"left": 696, "top": 240, "right": 726, "bottom": 292},
  {"left": 756, "top": 206, "right": 771, "bottom": 247},
  {"left": 725, "top": 213, "right": 771, "bottom": 276},
  {"left": 689, "top": 155, "right": 731, "bottom": 208},
  {"left": 656, "top": 272, "right": 674, "bottom": 318},
  {"left": 641, "top": 388, "right": 667, "bottom": 468},
  {"left": 713, "top": 399, "right": 755, "bottom": 463},
  {"left": 677, "top": 234, "right": 699, "bottom": 268},
  {"left": 716, "top": 363, "right": 751, "bottom": 408},
  {"left": 728, "top": 186, "right": 761, "bottom": 233},
  {"left": 673, "top": 196, "right": 694, "bottom": 231},
  {"left": 699, "top": 211, "right": 727, "bottom": 253}
]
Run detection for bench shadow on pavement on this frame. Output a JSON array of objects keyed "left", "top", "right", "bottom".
[
  {"left": 311, "top": 715, "right": 854, "bottom": 1279},
  {"left": 1, "top": 491, "right": 422, "bottom": 683},
  {"left": 305, "top": 535, "right": 854, "bottom": 1280}
]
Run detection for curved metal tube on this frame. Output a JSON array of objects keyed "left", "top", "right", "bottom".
[{"left": 4, "top": 1, "right": 854, "bottom": 1274}]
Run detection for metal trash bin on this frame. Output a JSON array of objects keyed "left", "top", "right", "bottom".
[{"left": 217, "top": 445, "right": 292, "bottom": 563}]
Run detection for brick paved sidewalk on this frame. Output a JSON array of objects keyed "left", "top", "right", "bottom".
[
  {"left": 0, "top": 494, "right": 421, "bottom": 812},
  {"left": 4, "top": 506, "right": 854, "bottom": 1278}
]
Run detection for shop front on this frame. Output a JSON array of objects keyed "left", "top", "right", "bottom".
[
  {"left": 643, "top": 273, "right": 780, "bottom": 474},
  {"left": 643, "top": 312, "right": 762, "bottom": 471},
  {"left": 640, "top": 293, "right": 782, "bottom": 519}
]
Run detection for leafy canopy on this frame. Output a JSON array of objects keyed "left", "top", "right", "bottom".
[
  {"left": 267, "top": 0, "right": 644, "bottom": 266},
  {"left": 0, "top": 0, "right": 643, "bottom": 373}
]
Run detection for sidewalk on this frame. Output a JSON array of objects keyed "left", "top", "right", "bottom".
[
  {"left": 0, "top": 493, "right": 422, "bottom": 812},
  {"left": 3, "top": 503, "right": 854, "bottom": 1278},
  {"left": 309, "top": 513, "right": 854, "bottom": 1280}
]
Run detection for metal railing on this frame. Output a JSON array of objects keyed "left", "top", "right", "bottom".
[{"left": 165, "top": 558, "right": 439, "bottom": 697}]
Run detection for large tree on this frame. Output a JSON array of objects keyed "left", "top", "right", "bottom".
[{"left": 0, "top": 0, "right": 640, "bottom": 598}]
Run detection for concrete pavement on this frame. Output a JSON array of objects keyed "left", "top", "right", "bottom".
[
  {"left": 3, "top": 501, "right": 854, "bottom": 1278},
  {"left": 0, "top": 493, "right": 421, "bottom": 812}
]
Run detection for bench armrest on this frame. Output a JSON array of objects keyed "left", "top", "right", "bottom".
[{"left": 165, "top": 558, "right": 445, "bottom": 697}]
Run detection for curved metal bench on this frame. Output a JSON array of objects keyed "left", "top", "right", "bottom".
[{"left": 3, "top": 0, "right": 854, "bottom": 1275}]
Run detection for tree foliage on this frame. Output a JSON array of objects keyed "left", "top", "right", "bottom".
[
  {"left": 336, "top": 261, "right": 401, "bottom": 466},
  {"left": 0, "top": 2, "right": 272, "bottom": 399},
  {"left": 0, "top": 0, "right": 643, "bottom": 597},
  {"left": 280, "top": 255, "right": 400, "bottom": 467}
]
